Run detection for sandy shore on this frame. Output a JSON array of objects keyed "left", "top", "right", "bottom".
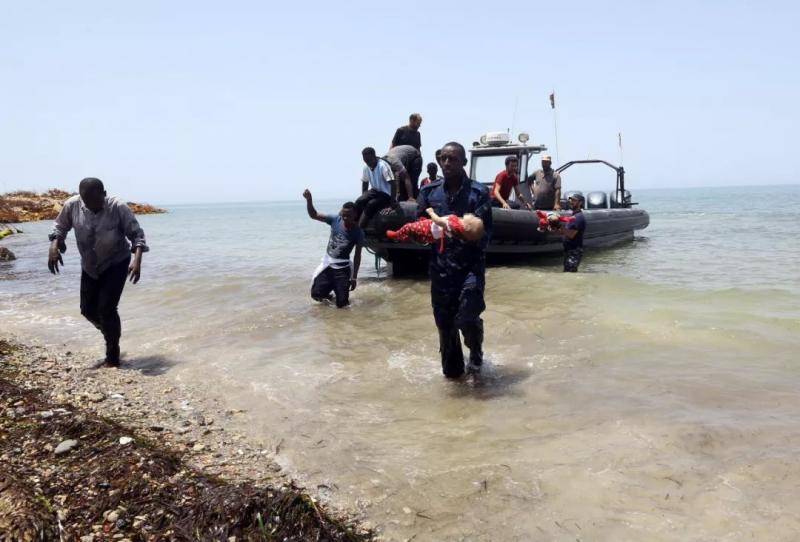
[{"left": 0, "top": 335, "right": 372, "bottom": 540}]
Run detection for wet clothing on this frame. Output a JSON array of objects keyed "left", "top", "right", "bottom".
[
  {"left": 361, "top": 160, "right": 394, "bottom": 195},
  {"left": 491, "top": 170, "right": 519, "bottom": 202},
  {"left": 324, "top": 215, "right": 365, "bottom": 260},
  {"left": 354, "top": 189, "right": 392, "bottom": 225},
  {"left": 417, "top": 175, "right": 492, "bottom": 378},
  {"left": 391, "top": 125, "right": 421, "bottom": 150},
  {"left": 527, "top": 168, "right": 562, "bottom": 210},
  {"left": 563, "top": 210, "right": 586, "bottom": 272},
  {"left": 80, "top": 255, "right": 130, "bottom": 362},
  {"left": 383, "top": 145, "right": 423, "bottom": 200},
  {"left": 50, "top": 195, "right": 148, "bottom": 279},
  {"left": 563, "top": 248, "right": 583, "bottom": 272},
  {"left": 311, "top": 266, "right": 352, "bottom": 308}
]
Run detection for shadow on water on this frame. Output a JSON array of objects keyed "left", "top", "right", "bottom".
[{"left": 446, "top": 363, "right": 533, "bottom": 401}]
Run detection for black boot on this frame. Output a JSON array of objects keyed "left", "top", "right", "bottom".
[
  {"left": 438, "top": 326, "right": 464, "bottom": 378},
  {"left": 461, "top": 320, "right": 484, "bottom": 375}
]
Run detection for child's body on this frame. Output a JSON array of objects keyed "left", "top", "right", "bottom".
[
  {"left": 536, "top": 210, "right": 575, "bottom": 232},
  {"left": 386, "top": 208, "right": 485, "bottom": 252}
]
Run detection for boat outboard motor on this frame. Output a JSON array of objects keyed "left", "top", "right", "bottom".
[
  {"left": 609, "top": 190, "right": 632, "bottom": 208},
  {"left": 586, "top": 191, "right": 608, "bottom": 209}
]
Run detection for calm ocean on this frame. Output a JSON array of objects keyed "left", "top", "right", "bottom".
[{"left": 3, "top": 184, "right": 800, "bottom": 540}]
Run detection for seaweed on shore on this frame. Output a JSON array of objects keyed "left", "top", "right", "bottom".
[{"left": 0, "top": 340, "right": 372, "bottom": 541}]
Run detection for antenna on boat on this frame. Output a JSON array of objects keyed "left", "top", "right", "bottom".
[
  {"left": 550, "top": 89, "right": 560, "bottom": 164},
  {"left": 618, "top": 131, "right": 624, "bottom": 165}
]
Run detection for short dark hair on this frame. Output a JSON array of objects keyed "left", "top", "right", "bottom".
[
  {"left": 79, "top": 177, "right": 104, "bottom": 194},
  {"left": 442, "top": 141, "right": 467, "bottom": 162},
  {"left": 342, "top": 201, "right": 356, "bottom": 210},
  {"left": 505, "top": 155, "right": 519, "bottom": 166},
  {"left": 362, "top": 147, "right": 376, "bottom": 157},
  {"left": 427, "top": 162, "right": 438, "bottom": 171},
  {"left": 409, "top": 113, "right": 422, "bottom": 122}
]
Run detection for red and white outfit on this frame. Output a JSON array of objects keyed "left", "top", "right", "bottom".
[
  {"left": 535, "top": 210, "right": 575, "bottom": 232},
  {"left": 386, "top": 215, "right": 465, "bottom": 253}
]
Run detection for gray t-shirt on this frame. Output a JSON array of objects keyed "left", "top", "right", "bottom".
[
  {"left": 382, "top": 145, "right": 420, "bottom": 176},
  {"left": 527, "top": 168, "right": 562, "bottom": 209},
  {"left": 324, "top": 215, "right": 365, "bottom": 260}
]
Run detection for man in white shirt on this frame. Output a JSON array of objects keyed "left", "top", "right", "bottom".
[{"left": 355, "top": 147, "right": 398, "bottom": 228}]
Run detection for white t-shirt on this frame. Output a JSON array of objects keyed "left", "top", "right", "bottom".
[{"left": 361, "top": 160, "right": 394, "bottom": 195}]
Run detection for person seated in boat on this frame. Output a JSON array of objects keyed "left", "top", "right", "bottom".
[
  {"left": 303, "top": 189, "right": 364, "bottom": 308},
  {"left": 355, "top": 147, "right": 397, "bottom": 228},
  {"left": 491, "top": 156, "right": 531, "bottom": 210},
  {"left": 386, "top": 208, "right": 485, "bottom": 253},
  {"left": 420, "top": 162, "right": 442, "bottom": 188},
  {"left": 525, "top": 154, "right": 562, "bottom": 210},
  {"left": 382, "top": 144, "right": 421, "bottom": 202}
]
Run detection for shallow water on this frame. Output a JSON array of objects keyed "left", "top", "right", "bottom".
[{"left": 3, "top": 185, "right": 800, "bottom": 540}]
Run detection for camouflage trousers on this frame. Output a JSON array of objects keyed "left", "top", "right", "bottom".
[{"left": 563, "top": 248, "right": 583, "bottom": 272}]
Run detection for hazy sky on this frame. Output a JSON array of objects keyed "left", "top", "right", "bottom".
[{"left": 1, "top": 0, "right": 798, "bottom": 203}]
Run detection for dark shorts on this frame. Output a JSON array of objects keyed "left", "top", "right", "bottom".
[
  {"left": 311, "top": 265, "right": 351, "bottom": 308},
  {"left": 355, "top": 189, "right": 392, "bottom": 223},
  {"left": 563, "top": 247, "right": 583, "bottom": 272}
]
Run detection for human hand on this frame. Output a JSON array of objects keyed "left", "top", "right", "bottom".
[
  {"left": 501, "top": 202, "right": 510, "bottom": 209},
  {"left": 47, "top": 244, "right": 63, "bottom": 274},
  {"left": 425, "top": 207, "right": 435, "bottom": 217},
  {"left": 349, "top": 278, "right": 357, "bottom": 291},
  {"left": 128, "top": 258, "right": 142, "bottom": 284},
  {"left": 302, "top": 189, "right": 312, "bottom": 200}
]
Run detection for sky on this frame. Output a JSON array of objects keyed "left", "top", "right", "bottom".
[{"left": 1, "top": 0, "right": 798, "bottom": 204}]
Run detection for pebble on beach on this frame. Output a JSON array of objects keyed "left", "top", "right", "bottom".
[{"left": 54, "top": 439, "right": 78, "bottom": 455}]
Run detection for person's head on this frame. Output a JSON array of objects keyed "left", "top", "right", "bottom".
[
  {"left": 78, "top": 177, "right": 106, "bottom": 212},
  {"left": 541, "top": 154, "right": 553, "bottom": 170},
  {"left": 505, "top": 155, "right": 519, "bottom": 174},
  {"left": 435, "top": 148, "right": 443, "bottom": 167},
  {"left": 362, "top": 147, "right": 378, "bottom": 168},
  {"left": 440, "top": 142, "right": 467, "bottom": 179},
  {"left": 457, "top": 214, "right": 485, "bottom": 242},
  {"left": 426, "top": 162, "right": 438, "bottom": 178},
  {"left": 547, "top": 213, "right": 561, "bottom": 227},
  {"left": 568, "top": 194, "right": 584, "bottom": 211},
  {"left": 409, "top": 113, "right": 422, "bottom": 131},
  {"left": 340, "top": 201, "right": 358, "bottom": 227}
]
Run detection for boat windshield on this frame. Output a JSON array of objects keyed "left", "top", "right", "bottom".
[{"left": 471, "top": 154, "right": 517, "bottom": 185}]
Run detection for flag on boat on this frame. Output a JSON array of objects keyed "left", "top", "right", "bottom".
[{"left": 549, "top": 92, "right": 555, "bottom": 109}]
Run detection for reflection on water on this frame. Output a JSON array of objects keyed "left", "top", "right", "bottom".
[{"left": 2, "top": 186, "right": 800, "bottom": 540}]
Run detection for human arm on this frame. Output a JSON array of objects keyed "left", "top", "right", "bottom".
[
  {"left": 390, "top": 128, "right": 401, "bottom": 149},
  {"left": 425, "top": 207, "right": 449, "bottom": 228},
  {"left": 553, "top": 174, "right": 562, "bottom": 210},
  {"left": 350, "top": 245, "right": 362, "bottom": 290},
  {"left": 303, "top": 189, "right": 328, "bottom": 222},
  {"left": 47, "top": 200, "right": 73, "bottom": 274},
  {"left": 513, "top": 184, "right": 532, "bottom": 210},
  {"left": 400, "top": 170, "right": 415, "bottom": 203},
  {"left": 491, "top": 175, "right": 511, "bottom": 209},
  {"left": 361, "top": 167, "right": 369, "bottom": 194},
  {"left": 119, "top": 203, "right": 149, "bottom": 284}
]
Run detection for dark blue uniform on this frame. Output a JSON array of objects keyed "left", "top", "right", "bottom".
[
  {"left": 416, "top": 174, "right": 493, "bottom": 377},
  {"left": 563, "top": 211, "right": 586, "bottom": 272}
]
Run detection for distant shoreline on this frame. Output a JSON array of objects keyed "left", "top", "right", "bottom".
[{"left": 0, "top": 189, "right": 167, "bottom": 225}]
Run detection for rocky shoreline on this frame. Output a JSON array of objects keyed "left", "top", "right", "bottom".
[
  {"left": 0, "top": 189, "right": 166, "bottom": 224},
  {"left": 0, "top": 336, "right": 372, "bottom": 541}
]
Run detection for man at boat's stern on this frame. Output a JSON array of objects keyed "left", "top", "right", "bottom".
[{"left": 416, "top": 142, "right": 492, "bottom": 378}]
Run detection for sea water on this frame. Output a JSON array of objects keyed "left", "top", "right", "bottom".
[{"left": 2, "top": 185, "right": 800, "bottom": 540}]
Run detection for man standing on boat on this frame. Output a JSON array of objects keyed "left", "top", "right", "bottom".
[
  {"left": 47, "top": 178, "right": 148, "bottom": 367},
  {"left": 416, "top": 142, "right": 492, "bottom": 378},
  {"left": 383, "top": 144, "right": 422, "bottom": 201},
  {"left": 560, "top": 194, "right": 586, "bottom": 272},
  {"left": 355, "top": 147, "right": 397, "bottom": 228},
  {"left": 526, "top": 154, "right": 562, "bottom": 210},
  {"left": 391, "top": 113, "right": 422, "bottom": 151}
]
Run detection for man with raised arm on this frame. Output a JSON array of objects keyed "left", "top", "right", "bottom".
[
  {"left": 47, "top": 178, "right": 148, "bottom": 367},
  {"left": 416, "top": 142, "right": 493, "bottom": 378},
  {"left": 303, "top": 189, "right": 364, "bottom": 308}
]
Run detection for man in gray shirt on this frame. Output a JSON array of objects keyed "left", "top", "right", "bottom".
[
  {"left": 525, "top": 154, "right": 562, "bottom": 210},
  {"left": 382, "top": 144, "right": 422, "bottom": 201},
  {"left": 48, "top": 178, "right": 149, "bottom": 367}
]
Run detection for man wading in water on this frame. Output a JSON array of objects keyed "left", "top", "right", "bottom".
[
  {"left": 416, "top": 142, "right": 492, "bottom": 377},
  {"left": 47, "top": 178, "right": 148, "bottom": 367}
]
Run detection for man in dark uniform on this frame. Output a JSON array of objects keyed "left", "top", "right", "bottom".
[
  {"left": 416, "top": 142, "right": 492, "bottom": 378},
  {"left": 391, "top": 113, "right": 422, "bottom": 151},
  {"left": 560, "top": 194, "right": 586, "bottom": 272}
]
